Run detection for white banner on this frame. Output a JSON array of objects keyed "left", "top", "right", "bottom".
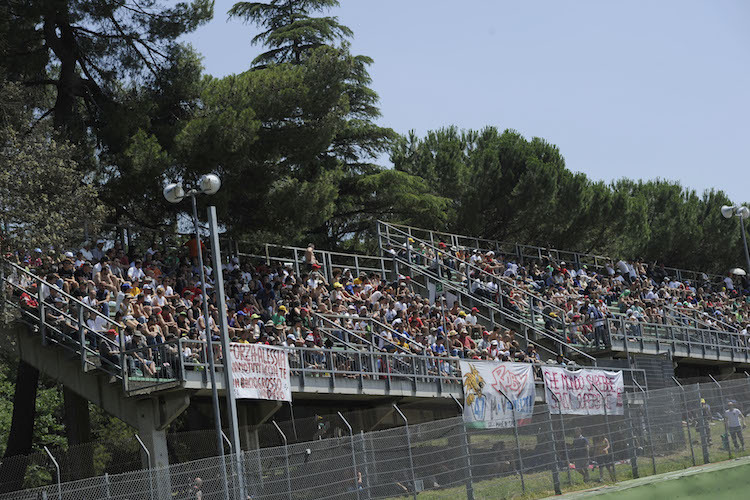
[
  {"left": 541, "top": 366, "right": 624, "bottom": 415},
  {"left": 459, "top": 361, "right": 535, "bottom": 428},
  {"left": 229, "top": 343, "right": 292, "bottom": 402}
]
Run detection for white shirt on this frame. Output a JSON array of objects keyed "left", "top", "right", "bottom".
[
  {"left": 725, "top": 408, "right": 743, "bottom": 428},
  {"left": 724, "top": 277, "right": 735, "bottom": 291},
  {"left": 127, "top": 265, "right": 145, "bottom": 281}
]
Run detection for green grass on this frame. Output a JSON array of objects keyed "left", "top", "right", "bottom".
[{"left": 387, "top": 421, "right": 750, "bottom": 500}]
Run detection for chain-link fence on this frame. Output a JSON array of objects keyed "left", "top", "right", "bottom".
[{"left": 4, "top": 376, "right": 750, "bottom": 500}]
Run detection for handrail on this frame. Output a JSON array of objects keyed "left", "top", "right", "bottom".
[
  {"left": 383, "top": 221, "right": 724, "bottom": 283},
  {"left": 605, "top": 317, "right": 750, "bottom": 360},
  {"left": 4, "top": 260, "right": 118, "bottom": 326},
  {"left": 377, "top": 222, "right": 598, "bottom": 364},
  {"left": 379, "top": 221, "right": 569, "bottom": 321},
  {"left": 319, "top": 312, "right": 427, "bottom": 354},
  {"left": 311, "top": 311, "right": 384, "bottom": 352},
  {"left": 667, "top": 304, "right": 740, "bottom": 333},
  {"left": 256, "top": 242, "right": 576, "bottom": 364},
  {"left": 1, "top": 258, "right": 183, "bottom": 393}
]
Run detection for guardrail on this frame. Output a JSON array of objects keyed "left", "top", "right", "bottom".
[
  {"left": 383, "top": 221, "right": 724, "bottom": 286},
  {"left": 605, "top": 317, "right": 750, "bottom": 363},
  {"left": 0, "top": 259, "right": 178, "bottom": 395},
  {"left": 377, "top": 222, "right": 598, "bottom": 365}
]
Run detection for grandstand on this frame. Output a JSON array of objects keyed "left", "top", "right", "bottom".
[{"left": 1, "top": 220, "right": 749, "bottom": 497}]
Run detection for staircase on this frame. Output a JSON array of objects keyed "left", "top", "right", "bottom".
[{"left": 376, "top": 221, "right": 599, "bottom": 365}]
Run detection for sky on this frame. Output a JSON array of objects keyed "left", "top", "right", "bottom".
[{"left": 184, "top": 0, "right": 750, "bottom": 203}]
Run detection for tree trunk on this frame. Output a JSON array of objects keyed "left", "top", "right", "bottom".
[{"left": 0, "top": 360, "right": 40, "bottom": 493}]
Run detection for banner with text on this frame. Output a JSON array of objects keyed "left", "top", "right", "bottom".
[
  {"left": 459, "top": 361, "right": 535, "bottom": 428},
  {"left": 541, "top": 366, "right": 623, "bottom": 415},
  {"left": 230, "top": 343, "right": 291, "bottom": 402}
]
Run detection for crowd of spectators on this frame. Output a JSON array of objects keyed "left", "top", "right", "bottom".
[
  {"left": 389, "top": 237, "right": 750, "bottom": 348},
  {"left": 5, "top": 230, "right": 750, "bottom": 382}
]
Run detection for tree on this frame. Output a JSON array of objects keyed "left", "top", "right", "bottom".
[{"left": 229, "top": 0, "right": 352, "bottom": 66}]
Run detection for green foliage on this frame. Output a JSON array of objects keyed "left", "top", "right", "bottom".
[
  {"left": 393, "top": 126, "right": 748, "bottom": 273},
  {"left": 229, "top": 0, "right": 352, "bottom": 66},
  {"left": 0, "top": 81, "right": 106, "bottom": 252}
]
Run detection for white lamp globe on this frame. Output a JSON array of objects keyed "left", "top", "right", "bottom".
[
  {"left": 163, "top": 183, "right": 185, "bottom": 204},
  {"left": 198, "top": 174, "right": 221, "bottom": 195}
]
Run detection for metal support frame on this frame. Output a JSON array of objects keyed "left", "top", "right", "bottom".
[
  {"left": 451, "top": 395, "right": 475, "bottom": 500},
  {"left": 208, "top": 205, "right": 245, "bottom": 500},
  {"left": 272, "top": 420, "right": 293, "bottom": 500},
  {"left": 672, "top": 377, "right": 696, "bottom": 467},
  {"left": 338, "top": 412, "right": 361, "bottom": 500},
  {"left": 622, "top": 393, "right": 640, "bottom": 479},
  {"left": 134, "top": 434, "right": 154, "bottom": 500},
  {"left": 44, "top": 446, "right": 61, "bottom": 500},
  {"left": 634, "top": 380, "right": 657, "bottom": 475},
  {"left": 546, "top": 391, "right": 572, "bottom": 485},
  {"left": 592, "top": 385, "right": 616, "bottom": 482},
  {"left": 696, "top": 384, "right": 711, "bottom": 464},
  {"left": 190, "top": 196, "right": 226, "bottom": 479},
  {"left": 709, "top": 375, "right": 732, "bottom": 459},
  {"left": 393, "top": 404, "right": 418, "bottom": 500}
]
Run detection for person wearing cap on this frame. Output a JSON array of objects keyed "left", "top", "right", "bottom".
[
  {"left": 271, "top": 304, "right": 288, "bottom": 326},
  {"left": 477, "top": 330, "right": 491, "bottom": 351},
  {"left": 91, "top": 240, "right": 106, "bottom": 262},
  {"left": 465, "top": 307, "right": 481, "bottom": 335}
]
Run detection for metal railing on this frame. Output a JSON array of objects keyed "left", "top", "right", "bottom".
[
  {"left": 605, "top": 317, "right": 750, "bottom": 363},
  {"left": 383, "top": 222, "right": 724, "bottom": 286},
  {"left": 377, "top": 222, "right": 597, "bottom": 364},
  {"left": 1, "top": 259, "right": 179, "bottom": 395}
]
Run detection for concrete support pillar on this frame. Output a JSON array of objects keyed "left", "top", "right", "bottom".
[
  {"left": 134, "top": 394, "right": 190, "bottom": 499},
  {"left": 63, "top": 388, "right": 93, "bottom": 481}
]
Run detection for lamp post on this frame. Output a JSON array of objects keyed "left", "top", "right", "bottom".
[
  {"left": 163, "top": 175, "right": 226, "bottom": 474},
  {"left": 720, "top": 205, "right": 750, "bottom": 276}
]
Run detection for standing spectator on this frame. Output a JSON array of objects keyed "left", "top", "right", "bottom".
[
  {"left": 593, "top": 435, "right": 615, "bottom": 482},
  {"left": 724, "top": 402, "right": 745, "bottom": 451},
  {"left": 571, "top": 428, "right": 590, "bottom": 482},
  {"left": 304, "top": 243, "right": 319, "bottom": 271}
]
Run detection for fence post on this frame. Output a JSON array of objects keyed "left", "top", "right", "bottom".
[
  {"left": 38, "top": 278, "right": 47, "bottom": 345},
  {"left": 696, "top": 384, "right": 711, "bottom": 464},
  {"left": 634, "top": 381, "right": 656, "bottom": 475},
  {"left": 709, "top": 375, "right": 732, "bottom": 459},
  {"left": 451, "top": 395, "right": 475, "bottom": 500},
  {"left": 623, "top": 394, "right": 639, "bottom": 479},
  {"left": 134, "top": 434, "right": 154, "bottom": 500},
  {"left": 393, "top": 404, "right": 418, "bottom": 500},
  {"left": 672, "top": 377, "right": 696, "bottom": 467},
  {"left": 361, "top": 430, "right": 372, "bottom": 500},
  {"left": 104, "top": 472, "right": 112, "bottom": 500},
  {"left": 272, "top": 421, "right": 293, "bottom": 500},
  {"left": 78, "top": 305, "right": 86, "bottom": 372},
  {"left": 220, "top": 430, "right": 238, "bottom": 500},
  {"left": 546, "top": 391, "right": 572, "bottom": 485},
  {"left": 44, "top": 446, "right": 61, "bottom": 500},
  {"left": 338, "top": 412, "right": 361, "bottom": 500},
  {"left": 497, "top": 389, "right": 525, "bottom": 494},
  {"left": 545, "top": 406, "right": 562, "bottom": 495}
]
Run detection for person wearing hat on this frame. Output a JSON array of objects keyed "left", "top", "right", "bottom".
[
  {"left": 271, "top": 304, "right": 288, "bottom": 326},
  {"left": 465, "top": 307, "right": 481, "bottom": 335}
]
